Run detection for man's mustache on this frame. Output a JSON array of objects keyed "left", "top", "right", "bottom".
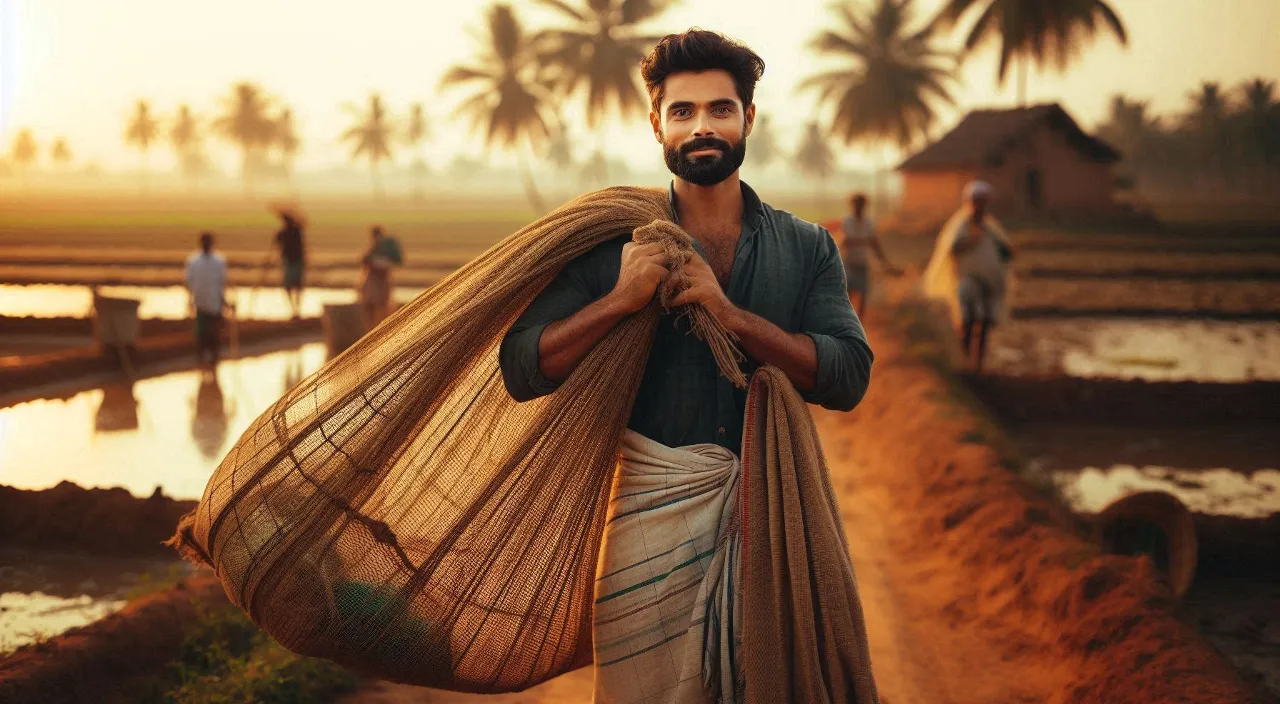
[{"left": 680, "top": 137, "right": 732, "bottom": 156}]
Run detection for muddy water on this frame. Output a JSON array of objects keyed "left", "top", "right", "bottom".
[
  {"left": 0, "top": 344, "right": 327, "bottom": 499},
  {"left": 989, "top": 319, "right": 1280, "bottom": 381},
  {"left": 1054, "top": 466, "right": 1280, "bottom": 518},
  {"left": 0, "top": 550, "right": 194, "bottom": 653},
  {"left": 0, "top": 283, "right": 422, "bottom": 321}
]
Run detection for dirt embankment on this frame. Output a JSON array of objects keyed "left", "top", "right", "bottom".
[
  {"left": 0, "top": 316, "right": 320, "bottom": 398},
  {"left": 0, "top": 482, "right": 195, "bottom": 558},
  {"left": 965, "top": 373, "right": 1280, "bottom": 425},
  {"left": 0, "top": 572, "right": 225, "bottom": 704},
  {"left": 811, "top": 322, "right": 1264, "bottom": 704}
]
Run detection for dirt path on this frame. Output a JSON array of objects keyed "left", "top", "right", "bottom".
[
  {"left": 339, "top": 410, "right": 1060, "bottom": 703},
  {"left": 338, "top": 324, "right": 1257, "bottom": 704}
]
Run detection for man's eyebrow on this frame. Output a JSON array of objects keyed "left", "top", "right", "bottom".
[{"left": 666, "top": 98, "right": 739, "bottom": 112}]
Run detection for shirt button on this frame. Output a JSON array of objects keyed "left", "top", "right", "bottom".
[{"left": 717, "top": 427, "right": 726, "bottom": 435}]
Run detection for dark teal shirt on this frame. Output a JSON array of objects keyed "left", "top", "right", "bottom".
[{"left": 500, "top": 182, "right": 873, "bottom": 450}]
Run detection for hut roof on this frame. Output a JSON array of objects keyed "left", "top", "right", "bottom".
[{"left": 898, "top": 103, "right": 1120, "bottom": 171}]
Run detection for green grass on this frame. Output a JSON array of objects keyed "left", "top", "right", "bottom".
[{"left": 132, "top": 599, "right": 360, "bottom": 704}]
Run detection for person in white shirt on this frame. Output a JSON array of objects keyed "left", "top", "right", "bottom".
[
  {"left": 839, "top": 192, "right": 901, "bottom": 318},
  {"left": 184, "top": 232, "right": 231, "bottom": 368},
  {"left": 922, "top": 181, "right": 1016, "bottom": 371}
]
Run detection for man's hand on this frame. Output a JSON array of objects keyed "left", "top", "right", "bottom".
[
  {"left": 670, "top": 255, "right": 738, "bottom": 328},
  {"left": 606, "top": 242, "right": 670, "bottom": 315}
]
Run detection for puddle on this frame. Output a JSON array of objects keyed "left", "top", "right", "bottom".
[
  {"left": 990, "top": 319, "right": 1280, "bottom": 381},
  {"left": 1053, "top": 466, "right": 1280, "bottom": 518},
  {"left": 0, "top": 592, "right": 127, "bottom": 653},
  {"left": 0, "top": 283, "right": 422, "bottom": 321},
  {"left": 0, "top": 344, "right": 327, "bottom": 499}
]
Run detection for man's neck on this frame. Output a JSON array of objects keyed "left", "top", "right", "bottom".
[{"left": 672, "top": 173, "right": 743, "bottom": 231}]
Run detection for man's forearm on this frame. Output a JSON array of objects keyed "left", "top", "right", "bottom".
[
  {"left": 724, "top": 307, "right": 818, "bottom": 392},
  {"left": 538, "top": 292, "right": 631, "bottom": 383}
]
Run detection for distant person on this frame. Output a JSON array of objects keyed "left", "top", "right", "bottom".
[
  {"left": 358, "top": 225, "right": 404, "bottom": 328},
  {"left": 839, "top": 192, "right": 902, "bottom": 318},
  {"left": 184, "top": 231, "right": 230, "bottom": 368},
  {"left": 923, "top": 180, "right": 1015, "bottom": 371},
  {"left": 274, "top": 210, "right": 307, "bottom": 319}
]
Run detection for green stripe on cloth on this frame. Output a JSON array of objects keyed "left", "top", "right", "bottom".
[{"left": 596, "top": 548, "right": 715, "bottom": 604}]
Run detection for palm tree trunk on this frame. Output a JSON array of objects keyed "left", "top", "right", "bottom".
[
  {"left": 241, "top": 148, "right": 253, "bottom": 199},
  {"left": 1017, "top": 57, "right": 1028, "bottom": 108},
  {"left": 519, "top": 148, "right": 546, "bottom": 215},
  {"left": 372, "top": 159, "right": 384, "bottom": 200}
]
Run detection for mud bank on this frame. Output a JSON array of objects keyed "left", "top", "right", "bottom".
[
  {"left": 0, "top": 317, "right": 320, "bottom": 397},
  {"left": 0, "top": 483, "right": 195, "bottom": 557},
  {"left": 820, "top": 324, "right": 1262, "bottom": 703},
  {"left": 965, "top": 373, "right": 1280, "bottom": 424},
  {"left": 0, "top": 573, "right": 225, "bottom": 704}
]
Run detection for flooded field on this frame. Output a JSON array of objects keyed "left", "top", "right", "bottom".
[
  {"left": 988, "top": 318, "right": 1280, "bottom": 381},
  {"left": 0, "top": 344, "right": 327, "bottom": 499},
  {"left": 0, "top": 283, "right": 423, "bottom": 321},
  {"left": 0, "top": 550, "right": 192, "bottom": 652}
]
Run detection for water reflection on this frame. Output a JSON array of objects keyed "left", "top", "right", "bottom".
[
  {"left": 94, "top": 383, "right": 139, "bottom": 432},
  {"left": 1056, "top": 465, "right": 1280, "bottom": 518},
  {"left": 0, "top": 283, "right": 422, "bottom": 321},
  {"left": 0, "top": 344, "right": 327, "bottom": 499},
  {"left": 191, "top": 374, "right": 232, "bottom": 460}
]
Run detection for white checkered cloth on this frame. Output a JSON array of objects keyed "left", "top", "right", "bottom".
[{"left": 592, "top": 430, "right": 743, "bottom": 704}]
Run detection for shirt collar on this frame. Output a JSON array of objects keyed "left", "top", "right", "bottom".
[{"left": 667, "top": 179, "right": 764, "bottom": 234}]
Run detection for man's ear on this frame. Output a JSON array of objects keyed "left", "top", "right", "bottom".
[
  {"left": 744, "top": 103, "right": 757, "bottom": 137},
  {"left": 649, "top": 110, "right": 663, "bottom": 144}
]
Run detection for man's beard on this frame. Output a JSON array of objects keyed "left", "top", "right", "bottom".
[{"left": 663, "top": 135, "right": 747, "bottom": 186}]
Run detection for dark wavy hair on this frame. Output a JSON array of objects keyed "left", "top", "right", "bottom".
[{"left": 640, "top": 29, "right": 765, "bottom": 113}]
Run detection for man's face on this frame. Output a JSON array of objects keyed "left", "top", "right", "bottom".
[
  {"left": 971, "top": 194, "right": 989, "bottom": 218},
  {"left": 649, "top": 70, "right": 755, "bottom": 186}
]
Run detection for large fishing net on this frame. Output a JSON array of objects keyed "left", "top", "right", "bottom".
[{"left": 170, "top": 187, "right": 877, "bottom": 702}]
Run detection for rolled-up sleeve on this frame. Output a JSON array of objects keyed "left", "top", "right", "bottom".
[
  {"left": 799, "top": 229, "right": 874, "bottom": 411},
  {"left": 499, "top": 256, "right": 600, "bottom": 402}
]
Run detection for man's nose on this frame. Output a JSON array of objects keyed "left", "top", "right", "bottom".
[{"left": 691, "top": 111, "right": 715, "bottom": 137}]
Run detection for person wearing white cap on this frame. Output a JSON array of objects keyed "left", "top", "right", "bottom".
[{"left": 922, "top": 180, "right": 1015, "bottom": 371}]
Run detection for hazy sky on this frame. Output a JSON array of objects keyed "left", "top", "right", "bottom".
[{"left": 2, "top": 0, "right": 1278, "bottom": 174}]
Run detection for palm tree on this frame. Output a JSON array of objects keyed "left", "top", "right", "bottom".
[
  {"left": 746, "top": 114, "right": 781, "bottom": 173},
  {"left": 404, "top": 103, "right": 430, "bottom": 197},
  {"left": 124, "top": 100, "right": 160, "bottom": 191},
  {"left": 51, "top": 138, "right": 72, "bottom": 170},
  {"left": 213, "top": 82, "right": 276, "bottom": 196},
  {"left": 10, "top": 129, "right": 37, "bottom": 172},
  {"left": 274, "top": 107, "right": 301, "bottom": 190},
  {"left": 441, "top": 4, "right": 555, "bottom": 213},
  {"left": 1096, "top": 95, "right": 1163, "bottom": 188},
  {"left": 932, "top": 0, "right": 1127, "bottom": 106},
  {"left": 170, "top": 104, "right": 206, "bottom": 190},
  {"left": 795, "top": 122, "right": 836, "bottom": 206},
  {"left": 341, "top": 94, "right": 395, "bottom": 199},
  {"left": 1184, "top": 82, "right": 1228, "bottom": 186},
  {"left": 533, "top": 0, "right": 673, "bottom": 128},
  {"left": 801, "top": 0, "right": 953, "bottom": 199},
  {"left": 1239, "top": 78, "right": 1278, "bottom": 179}
]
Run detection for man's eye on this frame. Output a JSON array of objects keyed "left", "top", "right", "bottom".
[
  {"left": 673, "top": 108, "right": 691, "bottom": 118},
  {"left": 713, "top": 106, "right": 732, "bottom": 116}
]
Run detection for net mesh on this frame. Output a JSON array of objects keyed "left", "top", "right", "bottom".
[{"left": 169, "top": 186, "right": 877, "bottom": 701}]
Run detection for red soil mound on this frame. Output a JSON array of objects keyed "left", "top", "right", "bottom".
[{"left": 0, "top": 482, "right": 195, "bottom": 557}]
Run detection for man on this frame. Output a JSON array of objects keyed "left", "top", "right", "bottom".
[
  {"left": 923, "top": 180, "right": 1015, "bottom": 371},
  {"left": 274, "top": 210, "right": 306, "bottom": 319},
  {"left": 500, "top": 29, "right": 873, "bottom": 702},
  {"left": 840, "top": 192, "right": 901, "bottom": 318},
  {"left": 184, "top": 231, "right": 230, "bottom": 368},
  {"left": 358, "top": 225, "right": 404, "bottom": 328}
]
